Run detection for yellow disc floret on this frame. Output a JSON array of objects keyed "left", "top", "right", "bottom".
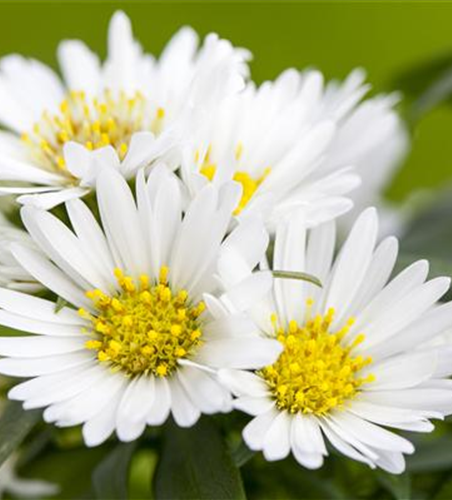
[
  {"left": 260, "top": 302, "right": 375, "bottom": 416},
  {"left": 81, "top": 266, "right": 204, "bottom": 377},
  {"left": 22, "top": 89, "right": 165, "bottom": 176},
  {"left": 199, "top": 143, "right": 271, "bottom": 215}
]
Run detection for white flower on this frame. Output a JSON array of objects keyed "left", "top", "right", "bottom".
[
  {"left": 0, "top": 159, "right": 281, "bottom": 446},
  {"left": 181, "top": 68, "right": 406, "bottom": 230},
  {"left": 0, "top": 11, "right": 249, "bottom": 209},
  {"left": 219, "top": 208, "right": 452, "bottom": 474},
  {"left": 0, "top": 214, "right": 41, "bottom": 293}
]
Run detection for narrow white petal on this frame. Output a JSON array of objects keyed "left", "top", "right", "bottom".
[{"left": 263, "top": 411, "right": 291, "bottom": 461}]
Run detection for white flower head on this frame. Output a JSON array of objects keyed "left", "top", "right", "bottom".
[
  {"left": 0, "top": 161, "right": 281, "bottom": 446},
  {"left": 220, "top": 208, "right": 452, "bottom": 474},
  {"left": 181, "top": 68, "right": 406, "bottom": 230},
  {"left": 0, "top": 11, "right": 250, "bottom": 209}
]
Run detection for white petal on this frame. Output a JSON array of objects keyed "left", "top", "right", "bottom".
[
  {"left": 12, "top": 244, "right": 91, "bottom": 310},
  {"left": 116, "top": 376, "right": 154, "bottom": 442},
  {"left": 0, "top": 288, "right": 82, "bottom": 324},
  {"left": 366, "top": 351, "right": 437, "bottom": 391},
  {"left": 0, "top": 335, "right": 84, "bottom": 357},
  {"left": 0, "top": 310, "right": 83, "bottom": 336},
  {"left": 146, "top": 376, "right": 171, "bottom": 426},
  {"left": 242, "top": 407, "right": 279, "bottom": 451},
  {"left": 323, "top": 208, "right": 378, "bottom": 326},
  {"left": 195, "top": 337, "right": 282, "bottom": 369},
  {"left": 0, "top": 352, "right": 91, "bottom": 377},
  {"left": 218, "top": 369, "right": 269, "bottom": 397},
  {"left": 170, "top": 374, "right": 201, "bottom": 427},
  {"left": 234, "top": 396, "right": 274, "bottom": 416},
  {"left": 263, "top": 411, "right": 291, "bottom": 461},
  {"left": 178, "top": 365, "right": 232, "bottom": 414},
  {"left": 330, "top": 411, "right": 414, "bottom": 454},
  {"left": 58, "top": 40, "right": 100, "bottom": 93},
  {"left": 96, "top": 168, "right": 148, "bottom": 276}
]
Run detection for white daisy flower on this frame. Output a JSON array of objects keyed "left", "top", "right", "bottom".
[
  {"left": 181, "top": 68, "right": 406, "bottom": 230},
  {"left": 219, "top": 208, "right": 452, "bottom": 474},
  {"left": 0, "top": 11, "right": 249, "bottom": 209},
  {"left": 0, "top": 163, "right": 281, "bottom": 446}
]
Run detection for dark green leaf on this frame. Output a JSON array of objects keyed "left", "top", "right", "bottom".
[
  {"left": 433, "top": 475, "right": 452, "bottom": 500},
  {"left": 393, "top": 52, "right": 452, "bottom": 99},
  {"left": 232, "top": 439, "right": 256, "bottom": 468},
  {"left": 410, "top": 68, "right": 452, "bottom": 122},
  {"left": 401, "top": 187, "right": 452, "bottom": 261},
  {"left": 272, "top": 270, "right": 322, "bottom": 288},
  {"left": 21, "top": 445, "right": 111, "bottom": 500},
  {"left": 0, "top": 401, "right": 40, "bottom": 467},
  {"left": 154, "top": 417, "right": 246, "bottom": 500},
  {"left": 92, "top": 442, "right": 136, "bottom": 500},
  {"left": 406, "top": 434, "right": 452, "bottom": 473},
  {"left": 376, "top": 471, "right": 411, "bottom": 500}
]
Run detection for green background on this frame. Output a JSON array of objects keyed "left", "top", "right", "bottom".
[{"left": 1, "top": 0, "right": 452, "bottom": 202}]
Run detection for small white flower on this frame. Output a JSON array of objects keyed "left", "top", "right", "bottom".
[
  {"left": 0, "top": 11, "right": 249, "bottom": 209},
  {"left": 0, "top": 157, "right": 281, "bottom": 446},
  {"left": 181, "top": 69, "right": 406, "bottom": 230},
  {"left": 220, "top": 208, "right": 452, "bottom": 474}
]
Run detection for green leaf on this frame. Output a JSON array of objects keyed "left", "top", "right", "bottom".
[
  {"left": 272, "top": 270, "right": 322, "bottom": 288},
  {"left": 232, "top": 438, "right": 256, "bottom": 468},
  {"left": 154, "top": 417, "right": 246, "bottom": 500},
  {"left": 92, "top": 442, "right": 136, "bottom": 500},
  {"left": 401, "top": 187, "right": 452, "bottom": 261},
  {"left": 0, "top": 401, "right": 41, "bottom": 468},
  {"left": 406, "top": 434, "right": 452, "bottom": 473},
  {"left": 433, "top": 476, "right": 452, "bottom": 500},
  {"left": 392, "top": 52, "right": 452, "bottom": 123},
  {"left": 376, "top": 471, "right": 411, "bottom": 500},
  {"left": 21, "top": 445, "right": 111, "bottom": 500},
  {"left": 393, "top": 52, "right": 452, "bottom": 98},
  {"left": 54, "top": 296, "right": 69, "bottom": 313},
  {"left": 129, "top": 449, "right": 157, "bottom": 500},
  {"left": 410, "top": 67, "right": 452, "bottom": 122}
]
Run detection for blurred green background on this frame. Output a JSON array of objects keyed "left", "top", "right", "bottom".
[{"left": 1, "top": 1, "right": 452, "bottom": 202}]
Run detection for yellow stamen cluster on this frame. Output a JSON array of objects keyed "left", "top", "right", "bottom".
[
  {"left": 199, "top": 143, "right": 271, "bottom": 215},
  {"left": 22, "top": 89, "right": 165, "bottom": 175},
  {"left": 260, "top": 303, "right": 375, "bottom": 416},
  {"left": 80, "top": 266, "right": 204, "bottom": 377}
]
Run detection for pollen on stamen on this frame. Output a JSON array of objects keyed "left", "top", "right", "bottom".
[
  {"left": 81, "top": 267, "right": 204, "bottom": 377},
  {"left": 200, "top": 157, "right": 272, "bottom": 215},
  {"left": 22, "top": 89, "right": 164, "bottom": 177},
  {"left": 260, "top": 303, "right": 374, "bottom": 416}
]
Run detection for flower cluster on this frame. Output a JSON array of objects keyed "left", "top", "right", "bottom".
[{"left": 0, "top": 10, "right": 449, "bottom": 480}]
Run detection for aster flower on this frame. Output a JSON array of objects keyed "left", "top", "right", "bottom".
[
  {"left": 181, "top": 69, "right": 406, "bottom": 230},
  {"left": 0, "top": 162, "right": 281, "bottom": 446},
  {"left": 219, "top": 208, "right": 452, "bottom": 473},
  {"left": 0, "top": 11, "right": 249, "bottom": 209}
]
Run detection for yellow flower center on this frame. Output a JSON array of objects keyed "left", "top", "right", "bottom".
[
  {"left": 80, "top": 266, "right": 204, "bottom": 377},
  {"left": 260, "top": 302, "right": 375, "bottom": 415},
  {"left": 21, "top": 89, "right": 165, "bottom": 176},
  {"left": 200, "top": 164, "right": 270, "bottom": 216}
]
